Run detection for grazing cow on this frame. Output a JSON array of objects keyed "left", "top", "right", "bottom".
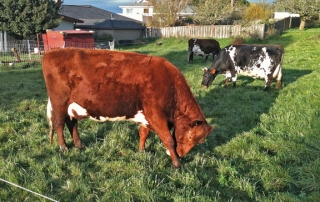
[
  {"left": 42, "top": 48, "right": 213, "bottom": 168},
  {"left": 201, "top": 44, "right": 284, "bottom": 91},
  {"left": 188, "top": 38, "right": 221, "bottom": 63}
]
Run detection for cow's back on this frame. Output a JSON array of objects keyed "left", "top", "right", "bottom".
[{"left": 42, "top": 48, "right": 196, "bottom": 120}]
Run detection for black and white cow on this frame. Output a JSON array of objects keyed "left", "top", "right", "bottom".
[
  {"left": 201, "top": 44, "right": 284, "bottom": 91},
  {"left": 188, "top": 38, "right": 221, "bottom": 63}
]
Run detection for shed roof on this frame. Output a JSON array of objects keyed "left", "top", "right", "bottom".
[
  {"left": 61, "top": 5, "right": 145, "bottom": 30},
  {"left": 46, "top": 29, "right": 94, "bottom": 35}
]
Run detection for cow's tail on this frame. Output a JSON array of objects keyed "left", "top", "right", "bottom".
[
  {"left": 46, "top": 98, "right": 54, "bottom": 144},
  {"left": 276, "top": 54, "right": 284, "bottom": 90}
]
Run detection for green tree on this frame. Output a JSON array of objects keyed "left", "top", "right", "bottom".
[
  {"left": 0, "top": 0, "right": 62, "bottom": 39},
  {"left": 275, "top": 0, "right": 320, "bottom": 30},
  {"left": 148, "top": 0, "right": 192, "bottom": 27},
  {"left": 194, "top": 0, "right": 249, "bottom": 25},
  {"left": 194, "top": 0, "right": 232, "bottom": 25}
]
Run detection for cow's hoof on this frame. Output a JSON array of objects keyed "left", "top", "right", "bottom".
[
  {"left": 76, "top": 143, "right": 86, "bottom": 150},
  {"left": 59, "top": 145, "right": 69, "bottom": 152},
  {"left": 172, "top": 161, "right": 182, "bottom": 169},
  {"left": 138, "top": 146, "right": 145, "bottom": 152}
]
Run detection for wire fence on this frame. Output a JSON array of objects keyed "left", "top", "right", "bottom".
[
  {"left": 0, "top": 39, "right": 157, "bottom": 69},
  {"left": 0, "top": 40, "right": 43, "bottom": 65}
]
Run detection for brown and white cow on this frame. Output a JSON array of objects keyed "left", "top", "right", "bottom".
[
  {"left": 42, "top": 48, "right": 213, "bottom": 168},
  {"left": 201, "top": 44, "right": 284, "bottom": 91},
  {"left": 188, "top": 38, "right": 221, "bottom": 63}
]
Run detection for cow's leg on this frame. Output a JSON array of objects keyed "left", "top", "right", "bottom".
[
  {"left": 53, "top": 119, "right": 68, "bottom": 151},
  {"left": 276, "top": 66, "right": 283, "bottom": 90},
  {"left": 264, "top": 75, "right": 273, "bottom": 91},
  {"left": 156, "top": 129, "right": 181, "bottom": 168},
  {"left": 205, "top": 55, "right": 209, "bottom": 62},
  {"left": 224, "top": 71, "right": 232, "bottom": 88},
  {"left": 46, "top": 99, "right": 54, "bottom": 144},
  {"left": 47, "top": 98, "right": 68, "bottom": 149},
  {"left": 65, "top": 118, "right": 84, "bottom": 149},
  {"left": 50, "top": 104, "right": 69, "bottom": 151},
  {"left": 188, "top": 50, "right": 193, "bottom": 63},
  {"left": 146, "top": 112, "right": 181, "bottom": 168},
  {"left": 224, "top": 78, "right": 230, "bottom": 87},
  {"left": 139, "top": 126, "right": 150, "bottom": 151},
  {"left": 231, "top": 73, "right": 237, "bottom": 88}
]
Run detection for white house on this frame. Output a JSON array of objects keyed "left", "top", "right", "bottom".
[
  {"left": 274, "top": 12, "right": 300, "bottom": 20},
  {"left": 119, "top": 0, "right": 153, "bottom": 23}
]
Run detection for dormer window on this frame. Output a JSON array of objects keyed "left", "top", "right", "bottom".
[{"left": 126, "top": 8, "right": 133, "bottom": 14}]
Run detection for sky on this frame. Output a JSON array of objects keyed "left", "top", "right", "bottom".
[
  {"left": 63, "top": 0, "right": 272, "bottom": 14},
  {"left": 63, "top": 0, "right": 135, "bottom": 13}
]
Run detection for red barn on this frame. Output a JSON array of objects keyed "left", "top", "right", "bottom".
[{"left": 42, "top": 29, "right": 94, "bottom": 51}]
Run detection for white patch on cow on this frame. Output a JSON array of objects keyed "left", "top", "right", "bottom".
[
  {"left": 129, "top": 110, "right": 149, "bottom": 126},
  {"left": 232, "top": 76, "right": 237, "bottom": 82},
  {"left": 258, "top": 47, "right": 273, "bottom": 74},
  {"left": 192, "top": 44, "right": 201, "bottom": 52},
  {"left": 166, "top": 149, "right": 171, "bottom": 156},
  {"left": 225, "top": 71, "right": 231, "bottom": 78},
  {"left": 46, "top": 98, "right": 53, "bottom": 126},
  {"left": 239, "top": 68, "right": 266, "bottom": 79},
  {"left": 193, "top": 44, "right": 209, "bottom": 56},
  {"left": 68, "top": 102, "right": 88, "bottom": 118},
  {"left": 235, "top": 47, "right": 275, "bottom": 80},
  {"left": 227, "top": 46, "right": 237, "bottom": 68},
  {"left": 67, "top": 102, "right": 149, "bottom": 126},
  {"left": 91, "top": 116, "right": 126, "bottom": 122},
  {"left": 273, "top": 64, "right": 281, "bottom": 79}
]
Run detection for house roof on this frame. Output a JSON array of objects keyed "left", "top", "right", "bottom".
[
  {"left": 46, "top": 29, "right": 94, "bottom": 35},
  {"left": 120, "top": 1, "right": 151, "bottom": 7},
  {"left": 61, "top": 5, "right": 145, "bottom": 30},
  {"left": 60, "top": 15, "right": 83, "bottom": 23}
]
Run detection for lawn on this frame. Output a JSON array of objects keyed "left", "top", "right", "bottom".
[{"left": 0, "top": 28, "right": 319, "bottom": 201}]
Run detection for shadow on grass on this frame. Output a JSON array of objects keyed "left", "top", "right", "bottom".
[{"left": 193, "top": 68, "right": 313, "bottom": 147}]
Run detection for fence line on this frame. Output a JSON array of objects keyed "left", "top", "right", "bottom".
[
  {"left": 0, "top": 19, "right": 298, "bottom": 65},
  {"left": 0, "top": 40, "right": 43, "bottom": 64},
  {"left": 146, "top": 24, "right": 266, "bottom": 39}
]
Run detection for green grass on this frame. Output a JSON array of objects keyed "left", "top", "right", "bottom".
[{"left": 0, "top": 29, "right": 319, "bottom": 201}]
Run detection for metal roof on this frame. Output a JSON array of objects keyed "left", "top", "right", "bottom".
[{"left": 61, "top": 5, "right": 145, "bottom": 30}]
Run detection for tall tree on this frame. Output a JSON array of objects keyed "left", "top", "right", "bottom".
[
  {"left": 0, "top": 0, "right": 62, "bottom": 39},
  {"left": 148, "top": 0, "right": 191, "bottom": 27},
  {"left": 275, "top": 0, "right": 320, "bottom": 30},
  {"left": 193, "top": 0, "right": 232, "bottom": 25},
  {"left": 193, "top": 0, "right": 249, "bottom": 25}
]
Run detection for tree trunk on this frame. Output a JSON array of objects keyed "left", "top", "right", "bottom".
[{"left": 299, "top": 18, "right": 306, "bottom": 30}]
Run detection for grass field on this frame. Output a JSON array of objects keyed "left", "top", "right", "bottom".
[{"left": 0, "top": 28, "right": 319, "bottom": 201}]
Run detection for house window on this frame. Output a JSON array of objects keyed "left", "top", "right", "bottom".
[
  {"left": 144, "top": 9, "right": 149, "bottom": 14},
  {"left": 126, "top": 9, "right": 133, "bottom": 14}
]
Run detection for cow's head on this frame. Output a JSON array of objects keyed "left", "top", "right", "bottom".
[
  {"left": 201, "top": 67, "right": 218, "bottom": 88},
  {"left": 174, "top": 118, "right": 213, "bottom": 157}
]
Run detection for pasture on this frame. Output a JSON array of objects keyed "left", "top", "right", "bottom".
[{"left": 0, "top": 28, "right": 319, "bottom": 201}]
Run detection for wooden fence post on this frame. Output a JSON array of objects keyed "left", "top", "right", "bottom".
[{"left": 11, "top": 48, "right": 21, "bottom": 62}]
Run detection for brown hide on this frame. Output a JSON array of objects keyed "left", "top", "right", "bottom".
[{"left": 42, "top": 48, "right": 213, "bottom": 168}]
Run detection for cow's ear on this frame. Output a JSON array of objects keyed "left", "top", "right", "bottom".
[
  {"left": 190, "top": 120, "right": 203, "bottom": 127},
  {"left": 210, "top": 69, "right": 216, "bottom": 74}
]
